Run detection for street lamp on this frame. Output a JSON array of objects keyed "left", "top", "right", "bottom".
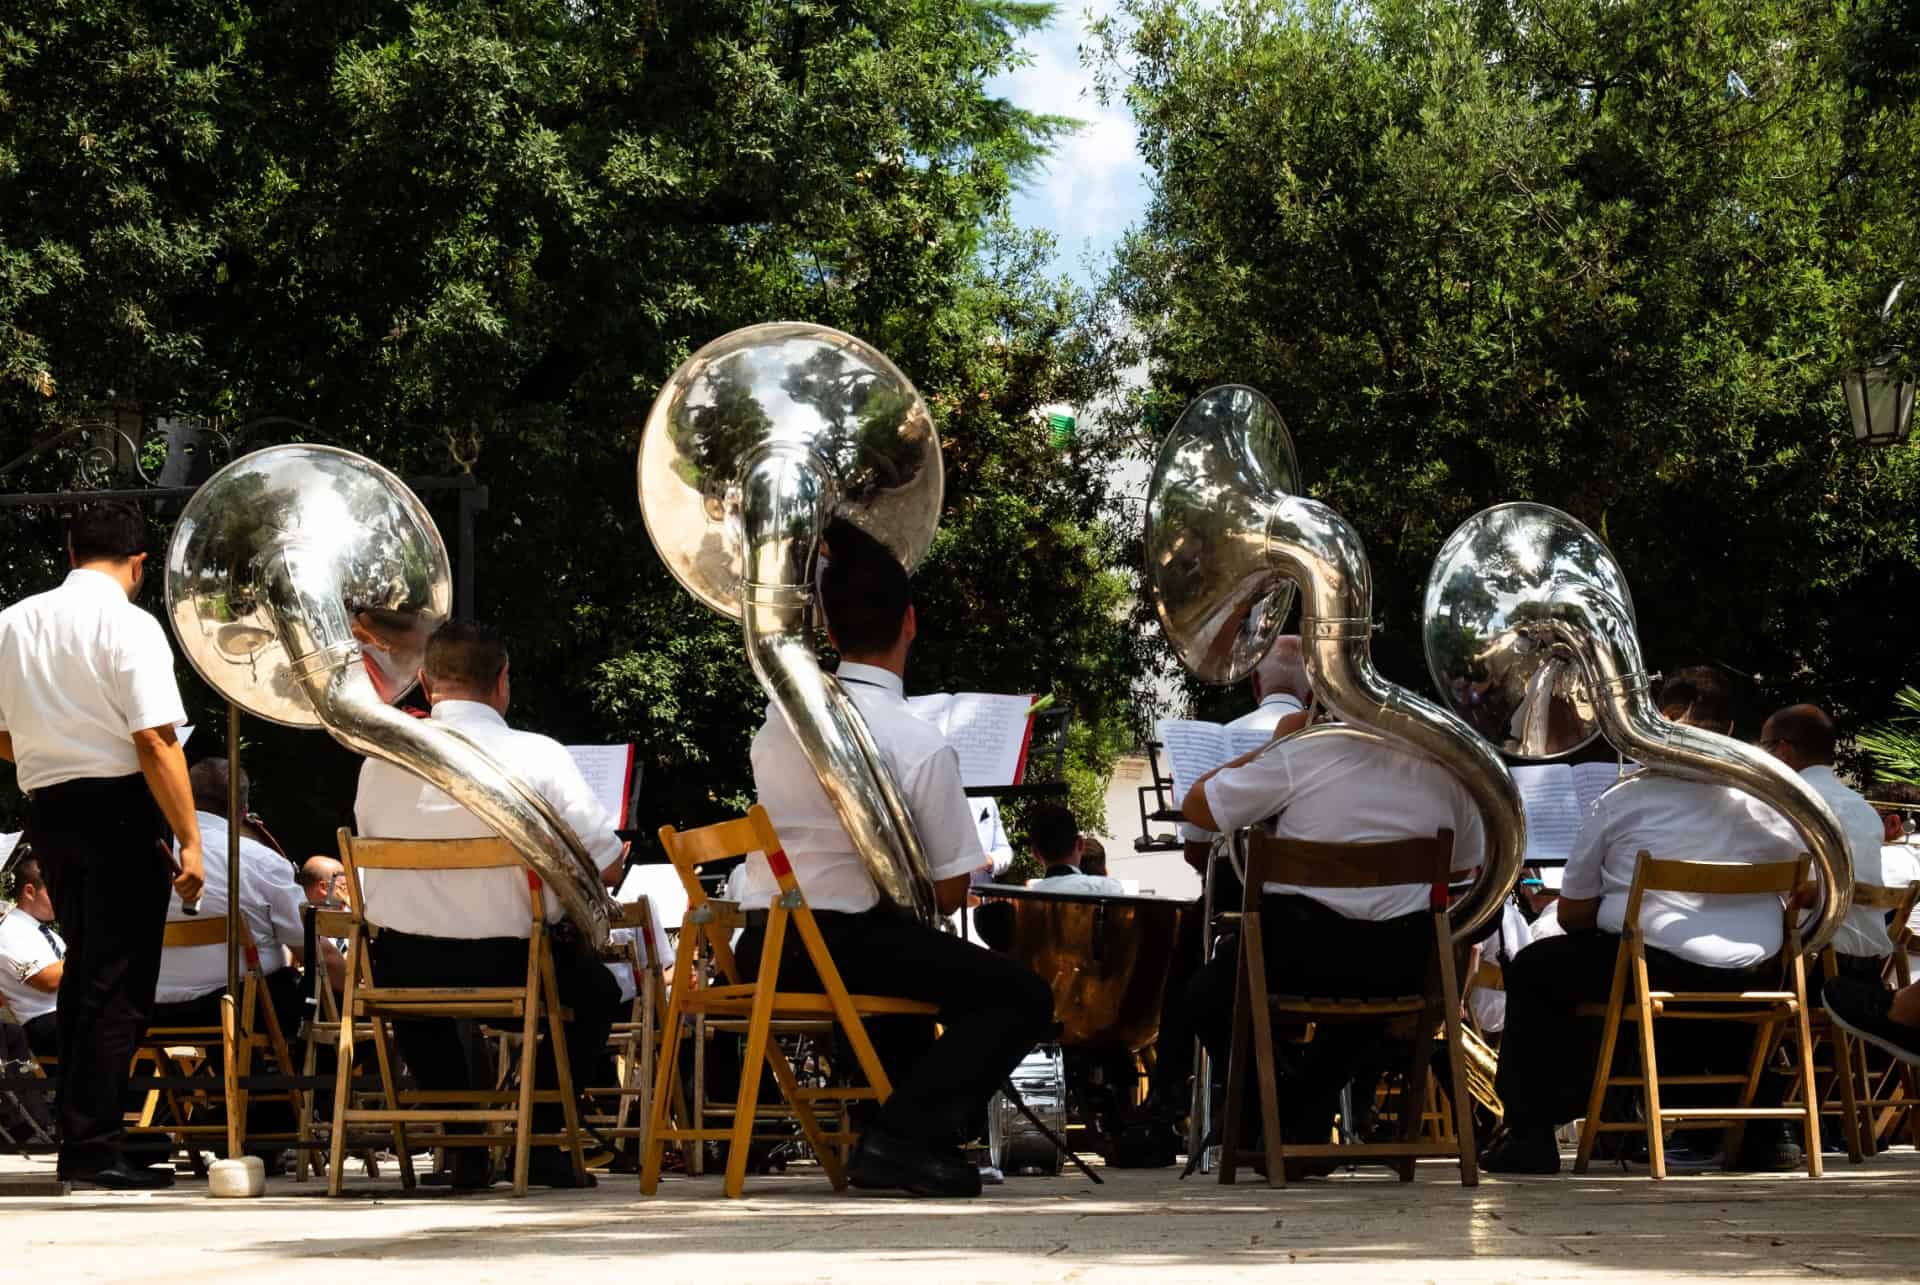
[{"left": 1841, "top": 282, "right": 1916, "bottom": 446}]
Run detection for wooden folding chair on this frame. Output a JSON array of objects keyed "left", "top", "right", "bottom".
[
  {"left": 1219, "top": 828, "right": 1476, "bottom": 1188},
  {"left": 127, "top": 914, "right": 303, "bottom": 1166},
  {"left": 640, "top": 804, "right": 937, "bottom": 1198},
  {"left": 1572, "top": 852, "right": 1820, "bottom": 1180},
  {"left": 1867, "top": 884, "right": 1920, "bottom": 1150},
  {"left": 327, "top": 830, "right": 587, "bottom": 1197},
  {"left": 291, "top": 906, "right": 387, "bottom": 1182}
]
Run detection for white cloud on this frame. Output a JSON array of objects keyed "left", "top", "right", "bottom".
[{"left": 988, "top": 4, "right": 1150, "bottom": 286}]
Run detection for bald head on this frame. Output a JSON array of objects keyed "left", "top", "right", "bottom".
[
  {"left": 299, "top": 855, "right": 346, "bottom": 906},
  {"left": 1252, "top": 635, "right": 1310, "bottom": 705},
  {"left": 188, "top": 757, "right": 249, "bottom": 815}
]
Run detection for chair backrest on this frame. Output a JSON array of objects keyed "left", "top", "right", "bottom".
[
  {"left": 656, "top": 805, "right": 783, "bottom": 910},
  {"left": 334, "top": 829, "right": 534, "bottom": 917},
  {"left": 162, "top": 915, "right": 230, "bottom": 950},
  {"left": 1621, "top": 851, "right": 1813, "bottom": 945},
  {"left": 1241, "top": 829, "right": 1455, "bottom": 913}
]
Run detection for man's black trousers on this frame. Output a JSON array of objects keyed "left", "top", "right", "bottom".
[
  {"left": 736, "top": 908, "right": 1055, "bottom": 1145},
  {"left": 28, "top": 773, "right": 173, "bottom": 1176},
  {"left": 367, "top": 927, "right": 620, "bottom": 1133},
  {"left": 1496, "top": 930, "right": 1781, "bottom": 1130}
]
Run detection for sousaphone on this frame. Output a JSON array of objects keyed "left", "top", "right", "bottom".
[{"left": 167, "top": 444, "right": 614, "bottom": 946}]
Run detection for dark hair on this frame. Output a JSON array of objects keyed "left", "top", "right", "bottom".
[
  {"left": 1079, "top": 834, "right": 1108, "bottom": 877},
  {"left": 1658, "top": 665, "right": 1733, "bottom": 728},
  {"left": 1026, "top": 804, "right": 1080, "bottom": 863},
  {"left": 67, "top": 502, "right": 147, "bottom": 562},
  {"left": 423, "top": 618, "right": 509, "bottom": 694},
  {"left": 819, "top": 520, "right": 912, "bottom": 657},
  {"left": 11, "top": 854, "right": 44, "bottom": 894},
  {"left": 1764, "top": 703, "right": 1837, "bottom": 764},
  {"left": 188, "top": 756, "right": 249, "bottom": 815}
]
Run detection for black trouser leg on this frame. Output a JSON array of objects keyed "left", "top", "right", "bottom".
[
  {"left": 368, "top": 929, "right": 619, "bottom": 1133},
  {"left": 739, "top": 910, "right": 1055, "bottom": 1145},
  {"left": 30, "top": 774, "right": 173, "bottom": 1176},
  {"left": 22, "top": 1012, "right": 59, "bottom": 1060},
  {"left": 148, "top": 965, "right": 311, "bottom": 1144}
]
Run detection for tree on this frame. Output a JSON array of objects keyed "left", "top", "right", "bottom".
[
  {"left": 1095, "top": 0, "right": 1920, "bottom": 736},
  {"left": 0, "top": 1, "right": 1146, "bottom": 855}
]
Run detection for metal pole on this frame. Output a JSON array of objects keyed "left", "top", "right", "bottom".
[
  {"left": 455, "top": 482, "right": 488, "bottom": 617},
  {"left": 225, "top": 700, "right": 241, "bottom": 1001}
]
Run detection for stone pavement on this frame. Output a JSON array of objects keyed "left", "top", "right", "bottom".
[{"left": 4, "top": 1149, "right": 1919, "bottom": 1283}]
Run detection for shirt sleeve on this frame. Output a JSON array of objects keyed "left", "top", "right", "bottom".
[
  {"left": 1201, "top": 748, "right": 1296, "bottom": 834},
  {"left": 114, "top": 610, "right": 187, "bottom": 734},
  {"left": 530, "top": 739, "right": 625, "bottom": 876},
  {"left": 252, "top": 847, "right": 307, "bottom": 955},
  {"left": 906, "top": 744, "right": 988, "bottom": 883},
  {"left": 0, "top": 919, "right": 57, "bottom": 984},
  {"left": 1561, "top": 795, "right": 1611, "bottom": 900}
]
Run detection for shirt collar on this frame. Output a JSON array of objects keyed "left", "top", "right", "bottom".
[
  {"left": 1260, "top": 693, "right": 1304, "bottom": 711},
  {"left": 836, "top": 662, "right": 904, "bottom": 700},
  {"left": 64, "top": 568, "right": 128, "bottom": 600},
  {"left": 430, "top": 699, "right": 508, "bottom": 728}
]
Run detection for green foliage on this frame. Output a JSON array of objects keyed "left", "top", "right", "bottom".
[
  {"left": 1096, "top": 0, "right": 1920, "bottom": 733},
  {"left": 1861, "top": 686, "right": 1920, "bottom": 787},
  {"left": 0, "top": 1, "right": 1144, "bottom": 854}
]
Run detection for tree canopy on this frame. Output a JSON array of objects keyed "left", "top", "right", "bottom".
[
  {"left": 0, "top": 0, "right": 1144, "bottom": 855},
  {"left": 1096, "top": 0, "right": 1920, "bottom": 736}
]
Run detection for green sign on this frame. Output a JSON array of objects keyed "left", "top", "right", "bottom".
[{"left": 1046, "top": 412, "right": 1076, "bottom": 448}]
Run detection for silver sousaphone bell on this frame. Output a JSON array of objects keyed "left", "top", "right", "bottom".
[
  {"left": 1422, "top": 502, "right": 1853, "bottom": 955},
  {"left": 167, "top": 444, "right": 614, "bottom": 946}
]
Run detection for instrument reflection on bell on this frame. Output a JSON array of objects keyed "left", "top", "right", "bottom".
[
  {"left": 638, "top": 322, "right": 945, "bottom": 924},
  {"left": 1423, "top": 502, "right": 1854, "bottom": 954},
  {"left": 1144, "top": 385, "right": 1527, "bottom": 942},
  {"left": 166, "top": 444, "right": 614, "bottom": 947}
]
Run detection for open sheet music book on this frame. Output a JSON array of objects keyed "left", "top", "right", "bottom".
[
  {"left": 1512, "top": 759, "right": 1637, "bottom": 863},
  {"left": 565, "top": 744, "right": 638, "bottom": 827},
  {"left": 905, "top": 692, "right": 1037, "bottom": 788},
  {"left": 1154, "top": 719, "right": 1280, "bottom": 820}
]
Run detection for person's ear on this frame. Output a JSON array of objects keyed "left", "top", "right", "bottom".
[
  {"left": 416, "top": 671, "right": 433, "bottom": 704},
  {"left": 901, "top": 603, "right": 917, "bottom": 648}
]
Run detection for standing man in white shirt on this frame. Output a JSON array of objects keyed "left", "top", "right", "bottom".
[
  {"left": 740, "top": 522, "right": 1053, "bottom": 1199},
  {"left": 353, "top": 619, "right": 623, "bottom": 1190},
  {"left": 0, "top": 851, "right": 64, "bottom": 1056},
  {"left": 1485, "top": 667, "right": 1804, "bottom": 1175},
  {"left": 0, "top": 503, "right": 204, "bottom": 1189},
  {"left": 1179, "top": 701, "right": 1486, "bottom": 1156},
  {"left": 1760, "top": 704, "right": 1893, "bottom": 977},
  {"left": 1026, "top": 805, "right": 1125, "bottom": 895}
]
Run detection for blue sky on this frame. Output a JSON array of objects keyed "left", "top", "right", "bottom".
[{"left": 987, "top": 4, "right": 1152, "bottom": 289}]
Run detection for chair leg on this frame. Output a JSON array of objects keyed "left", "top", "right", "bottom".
[
  {"left": 1853, "top": 1034, "right": 1878, "bottom": 1158},
  {"left": 1240, "top": 912, "right": 1285, "bottom": 1189},
  {"left": 1574, "top": 944, "right": 1632, "bottom": 1175},
  {"left": 511, "top": 978, "right": 542, "bottom": 1197},
  {"left": 1789, "top": 957, "right": 1824, "bottom": 1179},
  {"left": 726, "top": 909, "right": 789, "bottom": 1199},
  {"left": 1629, "top": 951, "right": 1666, "bottom": 1181},
  {"left": 1833, "top": 1025, "right": 1865, "bottom": 1164},
  {"left": 541, "top": 951, "right": 588, "bottom": 1181},
  {"left": 1434, "top": 926, "right": 1478, "bottom": 1187},
  {"left": 366, "top": 1013, "right": 414, "bottom": 1190},
  {"left": 1218, "top": 933, "right": 1252, "bottom": 1186},
  {"left": 641, "top": 982, "right": 690, "bottom": 1196}
]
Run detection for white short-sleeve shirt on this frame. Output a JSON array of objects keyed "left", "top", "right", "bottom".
[
  {"left": 158, "top": 811, "right": 306, "bottom": 1002},
  {"left": 1561, "top": 774, "right": 1803, "bottom": 969},
  {"left": 746, "top": 662, "right": 987, "bottom": 913},
  {"left": 1801, "top": 766, "right": 1903, "bottom": 959},
  {"left": 1200, "top": 732, "right": 1486, "bottom": 920},
  {"left": 0, "top": 569, "right": 186, "bottom": 790},
  {"left": 353, "top": 700, "right": 625, "bottom": 939},
  {"left": 0, "top": 906, "right": 63, "bottom": 1022},
  {"left": 1028, "top": 870, "right": 1127, "bottom": 896},
  {"left": 1181, "top": 693, "right": 1304, "bottom": 844}
]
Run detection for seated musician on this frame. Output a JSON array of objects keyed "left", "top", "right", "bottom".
[
  {"left": 1079, "top": 834, "right": 1110, "bottom": 880},
  {"left": 353, "top": 618, "right": 624, "bottom": 1191},
  {"left": 1761, "top": 703, "right": 1892, "bottom": 980},
  {"left": 1484, "top": 667, "right": 1805, "bottom": 1175},
  {"left": 737, "top": 521, "right": 1054, "bottom": 1199},
  {"left": 0, "top": 849, "right": 63, "bottom": 1058},
  {"left": 1179, "top": 688, "right": 1485, "bottom": 1161},
  {"left": 1026, "top": 805, "right": 1124, "bottom": 895},
  {"left": 1178, "top": 635, "right": 1312, "bottom": 878}
]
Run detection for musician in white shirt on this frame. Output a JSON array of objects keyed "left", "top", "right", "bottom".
[
  {"left": 1181, "top": 708, "right": 1485, "bottom": 1149},
  {"left": 741, "top": 521, "right": 1053, "bottom": 1199},
  {"left": 0, "top": 504, "right": 204, "bottom": 1188},
  {"left": 1487, "top": 667, "right": 1803, "bottom": 1175},
  {"left": 1178, "top": 635, "right": 1312, "bottom": 874},
  {"left": 0, "top": 852, "right": 63, "bottom": 1055},
  {"left": 353, "top": 619, "right": 623, "bottom": 1190},
  {"left": 1761, "top": 704, "right": 1896, "bottom": 970},
  {"left": 1026, "top": 805, "right": 1124, "bottom": 895}
]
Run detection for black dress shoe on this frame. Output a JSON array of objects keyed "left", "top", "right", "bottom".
[
  {"left": 1480, "top": 1124, "right": 1560, "bottom": 1176},
  {"left": 448, "top": 1149, "right": 496, "bottom": 1191},
  {"left": 526, "top": 1150, "right": 597, "bottom": 1188},
  {"left": 67, "top": 1162, "right": 176, "bottom": 1190},
  {"left": 848, "top": 1128, "right": 982, "bottom": 1197}
]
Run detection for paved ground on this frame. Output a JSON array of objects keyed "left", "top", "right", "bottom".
[{"left": 4, "top": 1148, "right": 1919, "bottom": 1283}]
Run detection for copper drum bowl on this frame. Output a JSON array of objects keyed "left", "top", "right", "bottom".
[{"left": 972, "top": 886, "right": 1193, "bottom": 1053}]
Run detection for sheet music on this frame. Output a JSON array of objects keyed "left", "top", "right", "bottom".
[
  {"left": 176, "top": 722, "right": 193, "bottom": 748},
  {"left": 905, "top": 692, "right": 1034, "bottom": 787},
  {"left": 1571, "top": 759, "right": 1633, "bottom": 816},
  {"left": 566, "top": 744, "right": 634, "bottom": 824},
  {"left": 614, "top": 864, "right": 682, "bottom": 968},
  {"left": 0, "top": 832, "right": 20, "bottom": 869},
  {"left": 1511, "top": 763, "right": 1582, "bottom": 863},
  {"left": 1226, "top": 725, "right": 1277, "bottom": 758},
  {"left": 1155, "top": 719, "right": 1234, "bottom": 812}
]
